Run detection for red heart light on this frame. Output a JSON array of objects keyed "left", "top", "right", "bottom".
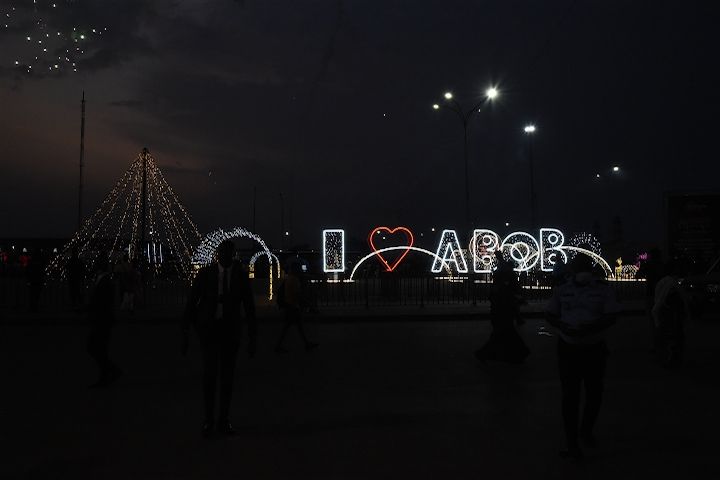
[{"left": 368, "top": 226, "right": 415, "bottom": 272}]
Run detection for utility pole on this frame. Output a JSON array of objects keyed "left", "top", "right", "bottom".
[{"left": 77, "top": 91, "right": 85, "bottom": 230}]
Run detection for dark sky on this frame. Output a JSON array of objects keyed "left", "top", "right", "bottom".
[{"left": 1, "top": 0, "right": 718, "bottom": 249}]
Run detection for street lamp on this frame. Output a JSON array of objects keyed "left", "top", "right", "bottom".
[
  {"left": 612, "top": 165, "right": 620, "bottom": 172},
  {"left": 432, "top": 86, "right": 499, "bottom": 229},
  {"left": 524, "top": 124, "right": 537, "bottom": 229}
]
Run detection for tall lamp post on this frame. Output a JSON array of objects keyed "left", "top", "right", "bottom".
[
  {"left": 433, "top": 87, "right": 499, "bottom": 229},
  {"left": 524, "top": 124, "right": 537, "bottom": 229}
]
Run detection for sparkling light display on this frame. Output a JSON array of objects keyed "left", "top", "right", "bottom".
[
  {"left": 500, "top": 231, "right": 540, "bottom": 272},
  {"left": 368, "top": 226, "right": 415, "bottom": 272},
  {"left": 191, "top": 226, "right": 275, "bottom": 299},
  {"left": 323, "top": 229, "right": 345, "bottom": 273},
  {"left": 47, "top": 149, "right": 201, "bottom": 278},
  {"left": 469, "top": 229, "right": 500, "bottom": 273},
  {"left": 540, "top": 228, "right": 567, "bottom": 271},
  {"left": 3, "top": 1, "right": 109, "bottom": 76},
  {"left": 431, "top": 229, "right": 468, "bottom": 273}
]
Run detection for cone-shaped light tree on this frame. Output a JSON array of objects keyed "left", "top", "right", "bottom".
[{"left": 48, "top": 148, "right": 201, "bottom": 278}]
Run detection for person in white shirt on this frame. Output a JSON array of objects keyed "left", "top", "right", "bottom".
[{"left": 545, "top": 255, "right": 621, "bottom": 459}]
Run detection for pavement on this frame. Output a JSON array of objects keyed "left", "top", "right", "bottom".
[
  {"left": 0, "top": 299, "right": 647, "bottom": 325},
  {"left": 1, "top": 312, "right": 719, "bottom": 479}
]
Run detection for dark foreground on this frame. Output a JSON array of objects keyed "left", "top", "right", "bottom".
[{"left": 1, "top": 314, "right": 719, "bottom": 479}]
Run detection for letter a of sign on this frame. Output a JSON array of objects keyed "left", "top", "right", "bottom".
[{"left": 432, "top": 229, "right": 468, "bottom": 273}]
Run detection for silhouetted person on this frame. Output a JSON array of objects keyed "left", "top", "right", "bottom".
[
  {"left": 551, "top": 255, "right": 569, "bottom": 287},
  {"left": 67, "top": 249, "right": 85, "bottom": 310},
  {"left": 545, "top": 255, "right": 621, "bottom": 459},
  {"left": 184, "top": 240, "right": 257, "bottom": 437},
  {"left": 651, "top": 259, "right": 687, "bottom": 368},
  {"left": 115, "top": 254, "right": 138, "bottom": 313},
  {"left": 26, "top": 248, "right": 45, "bottom": 312},
  {"left": 475, "top": 255, "right": 529, "bottom": 363},
  {"left": 637, "top": 248, "right": 664, "bottom": 349},
  {"left": 87, "top": 255, "right": 122, "bottom": 388},
  {"left": 275, "top": 262, "right": 318, "bottom": 353}
]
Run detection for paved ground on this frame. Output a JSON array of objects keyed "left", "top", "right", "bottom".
[{"left": 1, "top": 313, "right": 719, "bottom": 479}]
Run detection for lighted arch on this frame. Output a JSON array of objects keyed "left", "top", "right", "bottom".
[
  {"left": 349, "top": 246, "right": 454, "bottom": 281},
  {"left": 249, "top": 250, "right": 281, "bottom": 279},
  {"left": 558, "top": 246, "right": 615, "bottom": 278},
  {"left": 192, "top": 227, "right": 274, "bottom": 299}
]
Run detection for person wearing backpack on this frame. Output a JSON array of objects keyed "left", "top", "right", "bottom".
[{"left": 275, "top": 262, "right": 318, "bottom": 353}]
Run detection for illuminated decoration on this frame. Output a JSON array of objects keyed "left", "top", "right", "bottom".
[
  {"left": 191, "top": 227, "right": 275, "bottom": 299},
  {"left": 47, "top": 149, "right": 201, "bottom": 279},
  {"left": 349, "top": 246, "right": 453, "bottom": 281},
  {"left": 368, "top": 227, "right": 415, "bottom": 272},
  {"left": 323, "top": 229, "right": 345, "bottom": 273},
  {"left": 3, "top": 2, "right": 109, "bottom": 76},
  {"left": 540, "top": 228, "right": 567, "bottom": 271},
  {"left": 567, "top": 232, "right": 602, "bottom": 260},
  {"left": 500, "top": 232, "right": 540, "bottom": 272},
  {"left": 560, "top": 246, "right": 614, "bottom": 277},
  {"left": 469, "top": 229, "right": 500, "bottom": 273},
  {"left": 432, "top": 230, "right": 468, "bottom": 273},
  {"left": 248, "top": 250, "right": 281, "bottom": 279}
]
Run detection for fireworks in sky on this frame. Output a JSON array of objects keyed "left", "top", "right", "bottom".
[{"left": 2, "top": 0, "right": 108, "bottom": 75}]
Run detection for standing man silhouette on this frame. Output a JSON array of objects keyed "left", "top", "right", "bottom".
[
  {"left": 545, "top": 255, "right": 621, "bottom": 459},
  {"left": 184, "top": 240, "right": 257, "bottom": 437}
]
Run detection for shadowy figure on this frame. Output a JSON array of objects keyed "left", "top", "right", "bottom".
[
  {"left": 551, "top": 255, "right": 569, "bottom": 287},
  {"left": 184, "top": 240, "right": 257, "bottom": 437},
  {"left": 651, "top": 259, "right": 687, "bottom": 368},
  {"left": 637, "top": 248, "right": 664, "bottom": 349},
  {"left": 87, "top": 255, "right": 122, "bottom": 388},
  {"left": 475, "top": 255, "right": 529, "bottom": 363},
  {"left": 275, "top": 262, "right": 319, "bottom": 354},
  {"left": 26, "top": 248, "right": 45, "bottom": 312},
  {"left": 545, "top": 255, "right": 621, "bottom": 460},
  {"left": 67, "top": 249, "right": 85, "bottom": 310},
  {"left": 115, "top": 254, "right": 138, "bottom": 314}
]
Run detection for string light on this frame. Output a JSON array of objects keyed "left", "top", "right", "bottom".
[
  {"left": 431, "top": 229, "right": 468, "bottom": 273},
  {"left": 47, "top": 149, "right": 201, "bottom": 279},
  {"left": 191, "top": 227, "right": 275, "bottom": 299},
  {"left": 323, "top": 229, "right": 345, "bottom": 273}
]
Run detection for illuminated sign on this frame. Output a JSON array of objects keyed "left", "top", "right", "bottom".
[{"left": 322, "top": 226, "right": 613, "bottom": 279}]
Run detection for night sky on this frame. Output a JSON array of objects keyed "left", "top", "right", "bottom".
[{"left": 1, "top": 0, "right": 718, "bottom": 248}]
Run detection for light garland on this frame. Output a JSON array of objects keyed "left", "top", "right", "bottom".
[
  {"left": 191, "top": 227, "right": 275, "bottom": 299},
  {"left": 47, "top": 149, "right": 202, "bottom": 279},
  {"left": 323, "top": 229, "right": 345, "bottom": 273},
  {"left": 431, "top": 229, "right": 468, "bottom": 273}
]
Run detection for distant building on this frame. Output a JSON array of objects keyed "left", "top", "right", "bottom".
[{"left": 666, "top": 192, "right": 720, "bottom": 270}]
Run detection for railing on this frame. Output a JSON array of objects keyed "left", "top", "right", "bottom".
[{"left": 1, "top": 274, "right": 645, "bottom": 313}]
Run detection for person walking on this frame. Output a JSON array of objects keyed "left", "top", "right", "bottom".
[
  {"left": 275, "top": 262, "right": 318, "bottom": 353},
  {"left": 545, "top": 255, "right": 621, "bottom": 459},
  {"left": 184, "top": 240, "right": 257, "bottom": 437},
  {"left": 87, "top": 255, "right": 122, "bottom": 387}
]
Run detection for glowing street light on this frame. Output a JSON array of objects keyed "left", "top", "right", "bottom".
[
  {"left": 612, "top": 166, "right": 620, "bottom": 172},
  {"left": 524, "top": 123, "right": 538, "bottom": 228},
  {"left": 431, "top": 85, "right": 500, "bottom": 229}
]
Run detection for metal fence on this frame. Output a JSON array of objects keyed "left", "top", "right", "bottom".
[{"left": 1, "top": 274, "right": 645, "bottom": 313}]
